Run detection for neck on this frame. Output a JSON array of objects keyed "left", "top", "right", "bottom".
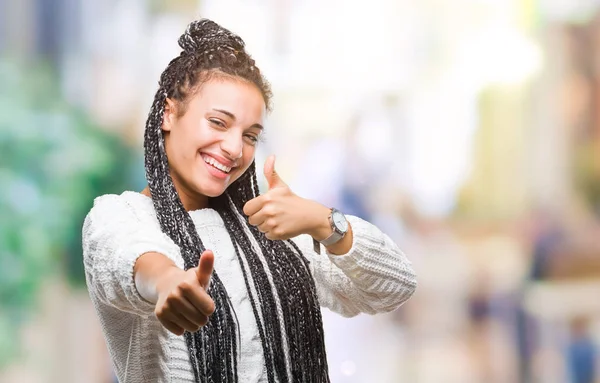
[
  {"left": 141, "top": 177, "right": 208, "bottom": 212},
  {"left": 178, "top": 185, "right": 209, "bottom": 211}
]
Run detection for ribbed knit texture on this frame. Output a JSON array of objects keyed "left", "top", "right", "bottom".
[{"left": 82, "top": 191, "right": 417, "bottom": 382}]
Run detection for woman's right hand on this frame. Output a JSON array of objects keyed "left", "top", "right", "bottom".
[{"left": 154, "top": 250, "right": 216, "bottom": 335}]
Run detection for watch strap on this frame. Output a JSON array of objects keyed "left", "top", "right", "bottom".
[
  {"left": 320, "top": 230, "right": 344, "bottom": 246},
  {"left": 312, "top": 208, "right": 348, "bottom": 254}
]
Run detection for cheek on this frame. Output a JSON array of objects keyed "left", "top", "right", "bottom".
[
  {"left": 241, "top": 144, "right": 258, "bottom": 172},
  {"left": 231, "top": 146, "right": 256, "bottom": 179},
  {"left": 243, "top": 145, "right": 256, "bottom": 163},
  {"left": 174, "top": 127, "right": 206, "bottom": 160},
  {"left": 168, "top": 135, "right": 194, "bottom": 164}
]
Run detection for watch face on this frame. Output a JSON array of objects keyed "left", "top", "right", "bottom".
[{"left": 332, "top": 210, "right": 348, "bottom": 232}]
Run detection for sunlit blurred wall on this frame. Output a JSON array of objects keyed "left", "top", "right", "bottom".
[
  {"left": 201, "top": 0, "right": 474, "bottom": 217},
  {"left": 459, "top": 0, "right": 600, "bottom": 222}
]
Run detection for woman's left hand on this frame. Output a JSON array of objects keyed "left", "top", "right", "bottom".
[{"left": 243, "top": 155, "right": 331, "bottom": 241}]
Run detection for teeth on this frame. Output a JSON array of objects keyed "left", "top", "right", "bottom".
[{"left": 203, "top": 155, "right": 232, "bottom": 173}]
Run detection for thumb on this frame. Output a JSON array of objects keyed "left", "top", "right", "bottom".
[
  {"left": 264, "top": 155, "right": 286, "bottom": 189},
  {"left": 196, "top": 250, "right": 214, "bottom": 290}
]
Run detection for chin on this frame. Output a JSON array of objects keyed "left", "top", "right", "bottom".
[{"left": 197, "top": 184, "right": 228, "bottom": 198}]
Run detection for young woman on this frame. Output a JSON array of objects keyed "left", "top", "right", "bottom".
[{"left": 82, "top": 19, "right": 417, "bottom": 383}]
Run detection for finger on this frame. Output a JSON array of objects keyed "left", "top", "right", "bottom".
[
  {"left": 264, "top": 155, "right": 286, "bottom": 189},
  {"left": 247, "top": 210, "right": 268, "bottom": 227},
  {"left": 171, "top": 297, "right": 209, "bottom": 327},
  {"left": 196, "top": 250, "right": 214, "bottom": 290},
  {"left": 257, "top": 219, "right": 274, "bottom": 234},
  {"left": 160, "top": 319, "right": 185, "bottom": 336},
  {"left": 265, "top": 231, "right": 278, "bottom": 241},
  {"left": 184, "top": 288, "right": 216, "bottom": 316},
  {"left": 243, "top": 195, "right": 266, "bottom": 217},
  {"left": 170, "top": 311, "right": 202, "bottom": 333}
]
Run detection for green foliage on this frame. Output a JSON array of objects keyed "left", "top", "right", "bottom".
[{"left": 0, "top": 57, "right": 143, "bottom": 368}]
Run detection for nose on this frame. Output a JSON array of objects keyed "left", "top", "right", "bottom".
[{"left": 220, "top": 131, "right": 243, "bottom": 160}]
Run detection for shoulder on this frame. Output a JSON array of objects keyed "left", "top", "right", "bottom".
[
  {"left": 91, "top": 192, "right": 127, "bottom": 211},
  {"left": 82, "top": 191, "right": 181, "bottom": 261},
  {"left": 84, "top": 191, "right": 157, "bottom": 228}
]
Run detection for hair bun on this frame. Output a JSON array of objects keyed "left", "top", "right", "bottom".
[{"left": 178, "top": 19, "right": 245, "bottom": 55}]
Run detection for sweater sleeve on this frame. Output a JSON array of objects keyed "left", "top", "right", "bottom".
[
  {"left": 291, "top": 215, "right": 417, "bottom": 318},
  {"left": 82, "top": 194, "right": 183, "bottom": 316}
]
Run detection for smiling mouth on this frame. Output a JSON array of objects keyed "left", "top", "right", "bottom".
[{"left": 202, "top": 154, "right": 233, "bottom": 174}]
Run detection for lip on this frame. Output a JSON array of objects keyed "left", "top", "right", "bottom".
[
  {"left": 201, "top": 152, "right": 237, "bottom": 168},
  {"left": 203, "top": 160, "right": 230, "bottom": 180}
]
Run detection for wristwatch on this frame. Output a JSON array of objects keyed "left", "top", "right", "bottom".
[
  {"left": 321, "top": 208, "right": 349, "bottom": 246},
  {"left": 313, "top": 208, "right": 349, "bottom": 254}
]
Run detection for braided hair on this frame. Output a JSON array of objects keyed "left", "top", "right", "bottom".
[{"left": 143, "top": 19, "right": 330, "bottom": 382}]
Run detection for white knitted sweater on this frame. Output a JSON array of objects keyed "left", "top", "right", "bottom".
[{"left": 82, "top": 191, "right": 417, "bottom": 383}]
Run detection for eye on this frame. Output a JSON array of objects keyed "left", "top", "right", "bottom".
[
  {"left": 208, "top": 118, "right": 226, "bottom": 128},
  {"left": 243, "top": 134, "right": 259, "bottom": 145}
]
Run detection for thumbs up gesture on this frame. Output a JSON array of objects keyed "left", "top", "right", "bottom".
[
  {"left": 243, "top": 155, "right": 331, "bottom": 241},
  {"left": 263, "top": 154, "right": 286, "bottom": 190},
  {"left": 154, "top": 250, "right": 216, "bottom": 336}
]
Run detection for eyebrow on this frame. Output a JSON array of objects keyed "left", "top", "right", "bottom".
[{"left": 213, "top": 108, "right": 263, "bottom": 130}]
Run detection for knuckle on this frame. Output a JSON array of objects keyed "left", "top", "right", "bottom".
[
  {"left": 156, "top": 303, "right": 171, "bottom": 318},
  {"left": 264, "top": 206, "right": 277, "bottom": 217},
  {"left": 266, "top": 219, "right": 277, "bottom": 229},
  {"left": 167, "top": 292, "right": 181, "bottom": 304},
  {"left": 179, "top": 281, "right": 193, "bottom": 294}
]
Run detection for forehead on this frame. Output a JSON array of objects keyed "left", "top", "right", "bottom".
[{"left": 191, "top": 77, "right": 266, "bottom": 121}]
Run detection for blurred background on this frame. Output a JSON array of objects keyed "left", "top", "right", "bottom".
[{"left": 2, "top": 0, "right": 600, "bottom": 382}]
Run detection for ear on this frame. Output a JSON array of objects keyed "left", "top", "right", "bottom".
[{"left": 161, "top": 98, "right": 177, "bottom": 132}]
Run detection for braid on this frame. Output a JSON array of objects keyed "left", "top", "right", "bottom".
[
  {"left": 144, "top": 51, "right": 240, "bottom": 382},
  {"left": 225, "top": 164, "right": 330, "bottom": 382},
  {"left": 143, "top": 19, "right": 329, "bottom": 382}
]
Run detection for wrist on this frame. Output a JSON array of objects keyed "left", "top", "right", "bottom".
[
  {"left": 308, "top": 203, "right": 334, "bottom": 241},
  {"left": 134, "top": 252, "right": 182, "bottom": 305}
]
